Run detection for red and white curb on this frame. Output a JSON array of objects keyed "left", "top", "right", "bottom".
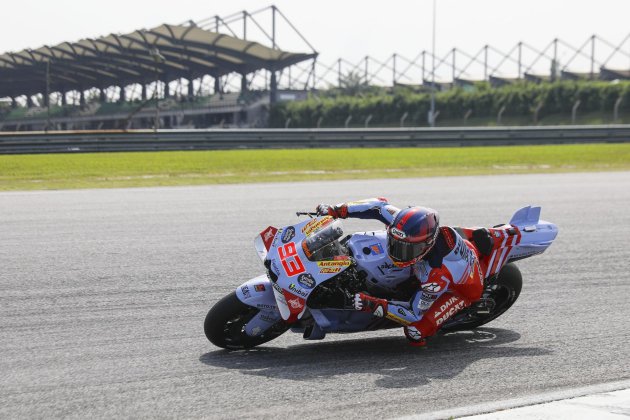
[{"left": 398, "top": 379, "right": 630, "bottom": 420}]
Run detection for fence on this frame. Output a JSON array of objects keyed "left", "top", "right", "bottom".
[{"left": 0, "top": 126, "right": 628, "bottom": 154}]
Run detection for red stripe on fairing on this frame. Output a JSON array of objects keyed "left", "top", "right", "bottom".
[
  {"left": 396, "top": 208, "right": 420, "bottom": 230},
  {"left": 489, "top": 230, "right": 507, "bottom": 276}
]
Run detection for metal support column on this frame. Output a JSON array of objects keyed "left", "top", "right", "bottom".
[
  {"left": 270, "top": 69, "right": 277, "bottom": 104},
  {"left": 452, "top": 48, "right": 456, "bottom": 82},
  {"left": 552, "top": 38, "right": 558, "bottom": 81},
  {"left": 119, "top": 86, "right": 126, "bottom": 103},
  {"left": 164, "top": 81, "right": 170, "bottom": 98},
  {"left": 338, "top": 58, "right": 342, "bottom": 88},
  {"left": 188, "top": 78, "right": 194, "bottom": 98},
  {"left": 518, "top": 42, "right": 522, "bottom": 79},
  {"left": 242, "top": 11, "right": 248, "bottom": 92},
  {"left": 591, "top": 35, "right": 596, "bottom": 80},
  {"left": 484, "top": 45, "right": 488, "bottom": 80},
  {"left": 45, "top": 60, "right": 51, "bottom": 131},
  {"left": 272, "top": 5, "right": 276, "bottom": 49},
  {"left": 422, "top": 51, "right": 426, "bottom": 81},
  {"left": 392, "top": 53, "right": 397, "bottom": 86}
]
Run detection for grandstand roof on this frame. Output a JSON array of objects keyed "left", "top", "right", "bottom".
[{"left": 0, "top": 23, "right": 317, "bottom": 98}]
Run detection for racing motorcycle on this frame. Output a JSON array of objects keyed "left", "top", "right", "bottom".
[{"left": 204, "top": 206, "right": 558, "bottom": 349}]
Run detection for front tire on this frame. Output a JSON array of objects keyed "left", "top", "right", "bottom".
[
  {"left": 204, "top": 291, "right": 288, "bottom": 350},
  {"left": 441, "top": 263, "right": 523, "bottom": 332}
]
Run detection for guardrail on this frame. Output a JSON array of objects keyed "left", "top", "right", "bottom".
[{"left": 0, "top": 125, "right": 629, "bottom": 154}]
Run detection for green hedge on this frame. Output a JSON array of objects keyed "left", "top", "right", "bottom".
[{"left": 270, "top": 81, "right": 630, "bottom": 127}]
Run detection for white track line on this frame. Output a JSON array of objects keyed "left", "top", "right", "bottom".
[{"left": 397, "top": 379, "right": 630, "bottom": 420}]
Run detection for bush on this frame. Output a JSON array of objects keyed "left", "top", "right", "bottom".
[{"left": 269, "top": 80, "right": 630, "bottom": 127}]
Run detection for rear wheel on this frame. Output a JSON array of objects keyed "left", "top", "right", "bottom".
[
  {"left": 441, "top": 263, "right": 523, "bottom": 332},
  {"left": 204, "top": 292, "right": 288, "bottom": 350}
]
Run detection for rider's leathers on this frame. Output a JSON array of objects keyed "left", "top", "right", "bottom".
[{"left": 337, "top": 198, "right": 484, "bottom": 340}]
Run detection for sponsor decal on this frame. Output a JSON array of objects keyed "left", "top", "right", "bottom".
[
  {"left": 436, "top": 300, "right": 466, "bottom": 326},
  {"left": 390, "top": 227, "right": 406, "bottom": 239},
  {"left": 433, "top": 296, "right": 466, "bottom": 326},
  {"left": 260, "top": 226, "right": 278, "bottom": 251},
  {"left": 287, "top": 297, "right": 304, "bottom": 310},
  {"left": 260, "top": 314, "right": 278, "bottom": 323},
  {"left": 378, "top": 261, "right": 405, "bottom": 275},
  {"left": 278, "top": 242, "right": 306, "bottom": 277},
  {"left": 373, "top": 306, "right": 384, "bottom": 317},
  {"left": 317, "top": 260, "right": 352, "bottom": 267},
  {"left": 272, "top": 282, "right": 283, "bottom": 293},
  {"left": 317, "top": 260, "right": 351, "bottom": 274},
  {"left": 421, "top": 282, "right": 444, "bottom": 293},
  {"left": 386, "top": 207, "right": 398, "bottom": 216},
  {"left": 257, "top": 303, "right": 276, "bottom": 310},
  {"left": 270, "top": 259, "right": 281, "bottom": 275},
  {"left": 398, "top": 308, "right": 407, "bottom": 316},
  {"left": 386, "top": 312, "right": 411, "bottom": 325},
  {"left": 421, "top": 292, "right": 437, "bottom": 301},
  {"left": 241, "top": 285, "right": 251, "bottom": 299},
  {"left": 302, "top": 217, "right": 333, "bottom": 236},
  {"left": 297, "top": 273, "right": 316, "bottom": 289},
  {"left": 251, "top": 327, "right": 262, "bottom": 336},
  {"left": 453, "top": 237, "right": 476, "bottom": 266},
  {"left": 254, "top": 284, "right": 266, "bottom": 292},
  {"left": 288, "top": 283, "right": 309, "bottom": 298},
  {"left": 281, "top": 226, "right": 296, "bottom": 244},
  {"left": 418, "top": 292, "right": 437, "bottom": 311},
  {"left": 369, "top": 242, "right": 385, "bottom": 255}
]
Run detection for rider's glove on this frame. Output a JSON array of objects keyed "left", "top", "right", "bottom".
[
  {"left": 354, "top": 293, "right": 387, "bottom": 317},
  {"left": 316, "top": 204, "right": 348, "bottom": 219}
]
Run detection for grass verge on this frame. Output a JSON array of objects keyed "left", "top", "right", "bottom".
[{"left": 0, "top": 143, "right": 629, "bottom": 191}]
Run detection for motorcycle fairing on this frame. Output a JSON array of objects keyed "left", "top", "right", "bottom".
[
  {"left": 263, "top": 217, "right": 353, "bottom": 322},
  {"left": 346, "top": 231, "right": 412, "bottom": 293},
  {"left": 235, "top": 275, "right": 278, "bottom": 311},
  {"left": 235, "top": 275, "right": 284, "bottom": 337}
]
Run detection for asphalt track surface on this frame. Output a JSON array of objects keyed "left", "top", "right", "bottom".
[{"left": 1, "top": 172, "right": 629, "bottom": 419}]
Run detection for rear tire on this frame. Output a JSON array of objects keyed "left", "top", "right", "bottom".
[
  {"left": 204, "top": 292, "right": 288, "bottom": 350},
  {"left": 441, "top": 263, "right": 523, "bottom": 332}
]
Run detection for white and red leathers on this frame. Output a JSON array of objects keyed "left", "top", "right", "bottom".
[{"left": 327, "top": 198, "right": 484, "bottom": 344}]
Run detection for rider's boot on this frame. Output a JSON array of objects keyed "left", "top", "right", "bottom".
[{"left": 404, "top": 325, "right": 427, "bottom": 347}]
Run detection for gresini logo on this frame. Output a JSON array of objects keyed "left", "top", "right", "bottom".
[{"left": 391, "top": 228, "right": 406, "bottom": 239}]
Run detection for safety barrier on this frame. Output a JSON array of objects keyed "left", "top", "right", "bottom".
[{"left": 0, "top": 125, "right": 628, "bottom": 154}]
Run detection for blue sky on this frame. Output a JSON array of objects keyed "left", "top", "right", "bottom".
[{"left": 2, "top": 0, "right": 629, "bottom": 82}]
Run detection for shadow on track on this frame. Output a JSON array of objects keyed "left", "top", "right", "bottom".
[{"left": 199, "top": 328, "right": 553, "bottom": 388}]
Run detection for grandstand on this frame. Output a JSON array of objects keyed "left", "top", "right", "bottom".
[
  {"left": 0, "top": 6, "right": 317, "bottom": 131},
  {"left": 2, "top": 5, "right": 630, "bottom": 131}
]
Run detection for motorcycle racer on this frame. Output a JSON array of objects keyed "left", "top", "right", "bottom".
[{"left": 316, "top": 198, "right": 484, "bottom": 346}]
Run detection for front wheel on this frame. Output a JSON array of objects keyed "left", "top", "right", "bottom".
[
  {"left": 441, "top": 263, "right": 523, "bottom": 332},
  {"left": 204, "top": 291, "right": 288, "bottom": 350}
]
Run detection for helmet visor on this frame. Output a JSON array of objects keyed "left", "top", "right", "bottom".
[{"left": 387, "top": 235, "right": 433, "bottom": 263}]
